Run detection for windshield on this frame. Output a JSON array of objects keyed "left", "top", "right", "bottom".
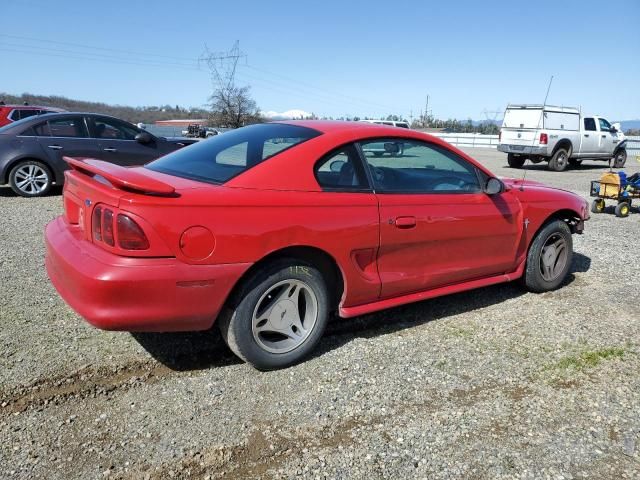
[{"left": 146, "top": 123, "right": 321, "bottom": 184}]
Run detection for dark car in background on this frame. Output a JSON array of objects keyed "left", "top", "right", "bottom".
[
  {"left": 0, "top": 104, "right": 66, "bottom": 127},
  {"left": 0, "top": 112, "right": 198, "bottom": 197}
]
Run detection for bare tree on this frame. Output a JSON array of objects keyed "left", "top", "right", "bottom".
[{"left": 200, "top": 42, "right": 262, "bottom": 128}]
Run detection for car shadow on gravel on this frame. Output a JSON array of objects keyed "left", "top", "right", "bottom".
[
  {"left": 0, "top": 185, "right": 63, "bottom": 197},
  {"left": 514, "top": 163, "right": 610, "bottom": 171},
  {"left": 132, "top": 253, "right": 591, "bottom": 371}
]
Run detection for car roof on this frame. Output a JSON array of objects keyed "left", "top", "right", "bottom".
[
  {"left": 277, "top": 120, "right": 409, "bottom": 134},
  {"left": 1, "top": 105, "right": 66, "bottom": 111}
]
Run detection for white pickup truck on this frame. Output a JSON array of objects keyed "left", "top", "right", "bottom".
[{"left": 497, "top": 104, "right": 627, "bottom": 171}]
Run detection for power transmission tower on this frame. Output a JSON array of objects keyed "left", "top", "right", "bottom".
[
  {"left": 199, "top": 41, "right": 247, "bottom": 91},
  {"left": 481, "top": 108, "right": 502, "bottom": 123}
]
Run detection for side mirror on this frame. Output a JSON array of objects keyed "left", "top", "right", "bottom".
[
  {"left": 609, "top": 126, "right": 617, "bottom": 134},
  {"left": 329, "top": 160, "right": 346, "bottom": 172},
  {"left": 135, "top": 132, "right": 153, "bottom": 144},
  {"left": 484, "top": 177, "right": 504, "bottom": 195},
  {"left": 383, "top": 142, "right": 400, "bottom": 154}
]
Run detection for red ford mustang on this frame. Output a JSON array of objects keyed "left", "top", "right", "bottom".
[{"left": 45, "top": 121, "right": 589, "bottom": 369}]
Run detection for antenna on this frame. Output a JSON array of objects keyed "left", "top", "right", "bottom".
[{"left": 520, "top": 75, "right": 554, "bottom": 191}]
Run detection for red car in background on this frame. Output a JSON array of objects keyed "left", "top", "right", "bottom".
[
  {"left": 0, "top": 103, "right": 65, "bottom": 127},
  {"left": 45, "top": 121, "right": 589, "bottom": 369}
]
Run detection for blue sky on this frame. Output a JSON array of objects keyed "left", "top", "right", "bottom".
[{"left": 2, "top": 0, "right": 639, "bottom": 120}]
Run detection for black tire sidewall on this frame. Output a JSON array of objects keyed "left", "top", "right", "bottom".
[
  {"left": 524, "top": 220, "right": 573, "bottom": 293},
  {"left": 613, "top": 150, "right": 627, "bottom": 168},
  {"left": 221, "top": 261, "right": 330, "bottom": 370},
  {"left": 549, "top": 149, "right": 569, "bottom": 172},
  {"left": 9, "top": 160, "right": 53, "bottom": 197}
]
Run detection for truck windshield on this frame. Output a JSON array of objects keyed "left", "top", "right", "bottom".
[{"left": 146, "top": 123, "right": 321, "bottom": 184}]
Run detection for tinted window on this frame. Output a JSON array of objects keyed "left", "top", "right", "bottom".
[
  {"left": 93, "top": 118, "right": 139, "bottom": 140},
  {"left": 19, "top": 109, "right": 41, "bottom": 120},
  {"left": 147, "top": 123, "right": 321, "bottom": 184},
  {"left": 361, "top": 139, "right": 480, "bottom": 193},
  {"left": 49, "top": 117, "right": 88, "bottom": 137},
  {"left": 584, "top": 118, "right": 596, "bottom": 131},
  {"left": 32, "top": 122, "right": 52, "bottom": 136},
  {"left": 315, "top": 145, "right": 369, "bottom": 191},
  {"left": 598, "top": 118, "right": 611, "bottom": 131},
  {"left": 9, "top": 110, "right": 22, "bottom": 121}
]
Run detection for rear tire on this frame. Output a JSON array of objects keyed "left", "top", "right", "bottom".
[
  {"left": 522, "top": 220, "right": 573, "bottom": 293},
  {"left": 615, "top": 202, "right": 630, "bottom": 218},
  {"left": 507, "top": 154, "right": 525, "bottom": 168},
  {"left": 548, "top": 149, "right": 569, "bottom": 172},
  {"left": 218, "top": 259, "right": 330, "bottom": 370},
  {"left": 9, "top": 160, "right": 53, "bottom": 197},
  {"left": 613, "top": 149, "right": 627, "bottom": 168}
]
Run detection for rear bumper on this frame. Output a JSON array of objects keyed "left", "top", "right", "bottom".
[
  {"left": 45, "top": 216, "right": 251, "bottom": 332},
  {"left": 497, "top": 144, "right": 548, "bottom": 156}
]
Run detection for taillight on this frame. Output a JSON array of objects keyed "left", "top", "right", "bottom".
[
  {"left": 91, "top": 206, "right": 149, "bottom": 251},
  {"left": 102, "top": 209, "right": 115, "bottom": 246},
  {"left": 116, "top": 214, "right": 149, "bottom": 250},
  {"left": 92, "top": 206, "right": 102, "bottom": 241},
  {"left": 539, "top": 133, "right": 548, "bottom": 144}
]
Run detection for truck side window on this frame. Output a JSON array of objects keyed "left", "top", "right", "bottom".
[
  {"left": 584, "top": 118, "right": 596, "bottom": 131},
  {"left": 598, "top": 118, "right": 611, "bottom": 132}
]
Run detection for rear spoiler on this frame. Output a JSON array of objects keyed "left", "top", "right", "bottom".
[{"left": 64, "top": 157, "right": 176, "bottom": 196}]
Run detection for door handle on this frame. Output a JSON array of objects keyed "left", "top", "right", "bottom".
[
  {"left": 584, "top": 134, "right": 589, "bottom": 137},
  {"left": 393, "top": 216, "right": 417, "bottom": 229},
  {"left": 103, "top": 147, "right": 117, "bottom": 152},
  {"left": 601, "top": 135, "right": 606, "bottom": 138},
  {"left": 47, "top": 145, "right": 63, "bottom": 150}
]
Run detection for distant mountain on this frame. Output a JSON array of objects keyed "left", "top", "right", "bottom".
[{"left": 618, "top": 120, "right": 640, "bottom": 132}]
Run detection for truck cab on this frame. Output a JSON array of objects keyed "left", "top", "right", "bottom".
[{"left": 497, "top": 104, "right": 626, "bottom": 171}]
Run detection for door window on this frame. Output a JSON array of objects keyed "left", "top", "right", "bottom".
[
  {"left": 598, "top": 118, "right": 612, "bottom": 132},
  {"left": 360, "top": 139, "right": 480, "bottom": 193},
  {"left": 48, "top": 117, "right": 88, "bottom": 137},
  {"left": 93, "top": 118, "right": 139, "bottom": 140},
  {"left": 32, "top": 122, "right": 52, "bottom": 136},
  {"left": 584, "top": 118, "right": 596, "bottom": 131},
  {"left": 315, "top": 145, "right": 369, "bottom": 191}
]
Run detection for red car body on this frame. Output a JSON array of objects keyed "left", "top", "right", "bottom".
[
  {"left": 45, "top": 121, "right": 589, "bottom": 334},
  {"left": 0, "top": 104, "right": 65, "bottom": 127}
]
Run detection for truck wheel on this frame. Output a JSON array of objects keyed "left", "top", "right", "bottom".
[
  {"left": 613, "top": 150, "right": 627, "bottom": 168},
  {"left": 568, "top": 158, "right": 582, "bottom": 168},
  {"left": 548, "top": 149, "right": 569, "bottom": 172},
  {"left": 507, "top": 154, "right": 525, "bottom": 168},
  {"left": 615, "top": 202, "right": 630, "bottom": 218},
  {"left": 522, "top": 219, "right": 573, "bottom": 293}
]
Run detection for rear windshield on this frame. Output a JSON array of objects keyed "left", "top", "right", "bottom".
[{"left": 146, "top": 123, "right": 321, "bottom": 184}]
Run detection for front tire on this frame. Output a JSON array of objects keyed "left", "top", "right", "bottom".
[
  {"left": 507, "top": 154, "right": 525, "bottom": 168},
  {"left": 218, "top": 260, "right": 330, "bottom": 370},
  {"left": 523, "top": 220, "right": 573, "bottom": 293},
  {"left": 9, "top": 160, "right": 53, "bottom": 197},
  {"left": 548, "top": 149, "right": 569, "bottom": 172},
  {"left": 591, "top": 199, "right": 605, "bottom": 214},
  {"left": 615, "top": 202, "right": 630, "bottom": 218},
  {"left": 613, "top": 149, "right": 627, "bottom": 168}
]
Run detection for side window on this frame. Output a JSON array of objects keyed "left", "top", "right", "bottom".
[
  {"left": 48, "top": 117, "right": 87, "bottom": 138},
  {"left": 9, "top": 110, "right": 21, "bottom": 121},
  {"left": 315, "top": 144, "right": 369, "bottom": 191},
  {"left": 31, "top": 122, "right": 51, "bottom": 136},
  {"left": 584, "top": 118, "right": 596, "bottom": 131},
  {"left": 360, "top": 139, "right": 480, "bottom": 193},
  {"left": 19, "top": 109, "right": 40, "bottom": 120},
  {"left": 93, "top": 118, "right": 138, "bottom": 140},
  {"left": 598, "top": 118, "right": 611, "bottom": 132}
]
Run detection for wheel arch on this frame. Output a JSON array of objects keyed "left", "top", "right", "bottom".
[
  {"left": 537, "top": 208, "right": 583, "bottom": 236},
  {"left": 552, "top": 139, "right": 573, "bottom": 157},
  {"left": 225, "top": 245, "right": 345, "bottom": 313}
]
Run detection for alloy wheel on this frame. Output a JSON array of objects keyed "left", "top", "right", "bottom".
[
  {"left": 539, "top": 233, "right": 569, "bottom": 282},
  {"left": 13, "top": 164, "right": 50, "bottom": 195},
  {"left": 251, "top": 279, "right": 319, "bottom": 354}
]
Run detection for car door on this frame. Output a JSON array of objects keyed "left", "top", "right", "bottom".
[
  {"left": 359, "top": 138, "right": 522, "bottom": 299},
  {"left": 89, "top": 116, "right": 161, "bottom": 166},
  {"left": 35, "top": 116, "right": 100, "bottom": 166},
  {"left": 597, "top": 117, "right": 616, "bottom": 155},
  {"left": 581, "top": 117, "right": 599, "bottom": 154}
]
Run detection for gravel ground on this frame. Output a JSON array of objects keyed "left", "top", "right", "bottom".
[{"left": 1, "top": 149, "right": 639, "bottom": 479}]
